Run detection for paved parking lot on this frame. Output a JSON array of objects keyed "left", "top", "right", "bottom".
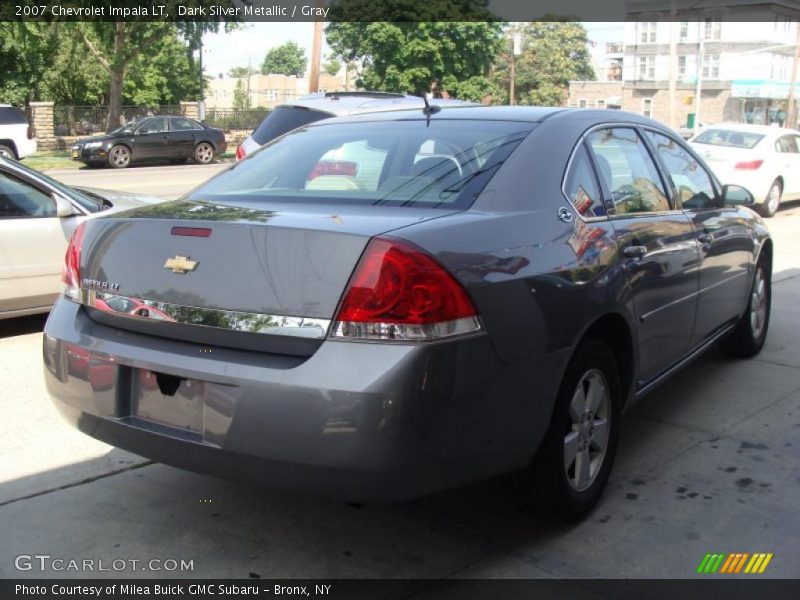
[{"left": 1, "top": 168, "right": 799, "bottom": 582}]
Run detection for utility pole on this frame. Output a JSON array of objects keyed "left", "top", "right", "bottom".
[
  {"left": 198, "top": 33, "right": 205, "bottom": 121},
  {"left": 309, "top": 20, "right": 323, "bottom": 93},
  {"left": 667, "top": 1, "right": 677, "bottom": 128},
  {"left": 509, "top": 27, "right": 523, "bottom": 105},
  {"left": 694, "top": 23, "right": 705, "bottom": 133},
  {"left": 786, "top": 23, "right": 800, "bottom": 129}
]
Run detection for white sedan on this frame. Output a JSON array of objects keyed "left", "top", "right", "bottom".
[
  {"left": 690, "top": 123, "right": 800, "bottom": 217},
  {"left": 0, "top": 157, "right": 164, "bottom": 319}
]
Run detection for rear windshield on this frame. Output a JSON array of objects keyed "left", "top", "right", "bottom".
[
  {"left": 251, "top": 106, "right": 331, "bottom": 145},
  {"left": 0, "top": 107, "right": 28, "bottom": 125},
  {"left": 693, "top": 129, "right": 764, "bottom": 149},
  {"left": 189, "top": 119, "right": 535, "bottom": 209}
]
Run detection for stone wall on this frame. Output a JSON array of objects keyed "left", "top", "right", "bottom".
[{"left": 29, "top": 102, "right": 57, "bottom": 151}]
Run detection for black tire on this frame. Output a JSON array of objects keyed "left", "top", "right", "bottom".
[
  {"left": 721, "top": 253, "right": 771, "bottom": 358},
  {"left": 757, "top": 180, "right": 781, "bottom": 218},
  {"left": 108, "top": 144, "right": 131, "bottom": 169},
  {"left": 194, "top": 142, "right": 215, "bottom": 164},
  {"left": 0, "top": 144, "right": 16, "bottom": 159},
  {"left": 509, "top": 340, "right": 622, "bottom": 521}
]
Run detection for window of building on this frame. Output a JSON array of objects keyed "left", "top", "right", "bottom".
[
  {"left": 586, "top": 128, "right": 670, "bottom": 215},
  {"left": 596, "top": 99, "right": 606, "bottom": 109},
  {"left": 704, "top": 18, "right": 721, "bottom": 40},
  {"left": 642, "top": 98, "right": 653, "bottom": 118},
  {"left": 579, "top": 99, "right": 587, "bottom": 108},
  {"left": 702, "top": 53, "right": 720, "bottom": 79},
  {"left": 638, "top": 56, "right": 655, "bottom": 80},
  {"left": 640, "top": 22, "right": 657, "bottom": 43},
  {"left": 678, "top": 56, "right": 687, "bottom": 80},
  {"left": 679, "top": 21, "right": 689, "bottom": 41}
]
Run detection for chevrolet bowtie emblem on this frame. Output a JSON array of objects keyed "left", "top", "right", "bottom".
[{"left": 164, "top": 255, "right": 198, "bottom": 274}]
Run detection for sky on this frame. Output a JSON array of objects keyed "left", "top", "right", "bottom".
[{"left": 201, "top": 22, "right": 626, "bottom": 78}]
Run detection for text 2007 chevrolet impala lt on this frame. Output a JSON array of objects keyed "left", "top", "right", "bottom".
[{"left": 43, "top": 107, "right": 772, "bottom": 520}]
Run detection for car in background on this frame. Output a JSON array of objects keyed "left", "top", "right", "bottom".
[
  {"left": 0, "top": 156, "right": 164, "bottom": 319},
  {"left": 44, "top": 107, "right": 771, "bottom": 520},
  {"left": 71, "top": 116, "right": 226, "bottom": 169},
  {"left": 690, "top": 123, "right": 800, "bottom": 217},
  {"left": 0, "top": 104, "right": 36, "bottom": 160},
  {"left": 236, "top": 91, "right": 477, "bottom": 159}
]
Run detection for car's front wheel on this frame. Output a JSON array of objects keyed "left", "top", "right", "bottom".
[
  {"left": 758, "top": 180, "right": 781, "bottom": 218},
  {"left": 108, "top": 145, "right": 131, "bottom": 169},
  {"left": 721, "top": 253, "right": 771, "bottom": 357},
  {"left": 509, "top": 340, "right": 621, "bottom": 521},
  {"left": 194, "top": 142, "right": 215, "bottom": 164}
]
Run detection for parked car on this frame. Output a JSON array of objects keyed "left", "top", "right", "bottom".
[
  {"left": 0, "top": 104, "right": 37, "bottom": 160},
  {"left": 44, "top": 107, "right": 771, "bottom": 520},
  {"left": 0, "top": 156, "right": 164, "bottom": 319},
  {"left": 690, "top": 122, "right": 800, "bottom": 217},
  {"left": 71, "top": 116, "right": 226, "bottom": 168},
  {"left": 236, "top": 91, "right": 477, "bottom": 159}
]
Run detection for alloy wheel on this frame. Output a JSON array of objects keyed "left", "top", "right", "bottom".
[
  {"left": 766, "top": 183, "right": 781, "bottom": 215},
  {"left": 564, "top": 368, "right": 611, "bottom": 492},
  {"left": 110, "top": 147, "right": 130, "bottom": 167},
  {"left": 195, "top": 143, "right": 214, "bottom": 163},
  {"left": 750, "top": 266, "right": 768, "bottom": 340}
]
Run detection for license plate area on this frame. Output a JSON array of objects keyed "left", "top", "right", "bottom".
[
  {"left": 132, "top": 369, "right": 204, "bottom": 434},
  {"left": 71, "top": 149, "right": 80, "bottom": 158}
]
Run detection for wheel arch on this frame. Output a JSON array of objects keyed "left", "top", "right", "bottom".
[{"left": 0, "top": 139, "right": 19, "bottom": 159}]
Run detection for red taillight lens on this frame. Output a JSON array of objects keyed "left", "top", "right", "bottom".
[
  {"left": 235, "top": 145, "right": 246, "bottom": 160},
  {"left": 734, "top": 159, "right": 763, "bottom": 170},
  {"left": 62, "top": 222, "right": 86, "bottom": 301},
  {"left": 308, "top": 160, "right": 359, "bottom": 180},
  {"left": 332, "top": 237, "right": 480, "bottom": 341}
]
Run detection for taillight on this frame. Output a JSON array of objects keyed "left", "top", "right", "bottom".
[
  {"left": 734, "top": 159, "right": 763, "bottom": 170},
  {"left": 332, "top": 237, "right": 481, "bottom": 341},
  {"left": 235, "top": 145, "right": 246, "bottom": 160},
  {"left": 308, "top": 160, "right": 358, "bottom": 180},
  {"left": 62, "top": 223, "right": 86, "bottom": 302}
]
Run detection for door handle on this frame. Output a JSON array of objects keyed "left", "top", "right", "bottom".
[{"left": 623, "top": 245, "right": 647, "bottom": 259}]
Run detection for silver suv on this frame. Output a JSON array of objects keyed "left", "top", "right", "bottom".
[
  {"left": 236, "top": 91, "right": 475, "bottom": 159},
  {"left": 0, "top": 104, "right": 37, "bottom": 160}
]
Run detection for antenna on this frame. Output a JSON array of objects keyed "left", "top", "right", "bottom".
[{"left": 421, "top": 94, "right": 441, "bottom": 117}]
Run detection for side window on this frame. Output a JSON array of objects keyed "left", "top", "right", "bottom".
[
  {"left": 646, "top": 131, "right": 717, "bottom": 210},
  {"left": 564, "top": 144, "right": 605, "bottom": 217},
  {"left": 776, "top": 135, "right": 797, "bottom": 153},
  {"left": 136, "top": 118, "right": 167, "bottom": 135},
  {"left": 172, "top": 118, "right": 201, "bottom": 131},
  {"left": 0, "top": 171, "right": 56, "bottom": 218},
  {"left": 587, "top": 128, "right": 670, "bottom": 215}
]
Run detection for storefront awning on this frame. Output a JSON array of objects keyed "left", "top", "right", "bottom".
[{"left": 731, "top": 80, "right": 800, "bottom": 100}]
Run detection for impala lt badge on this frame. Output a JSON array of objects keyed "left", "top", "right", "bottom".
[
  {"left": 82, "top": 279, "right": 120, "bottom": 291},
  {"left": 164, "top": 255, "right": 199, "bottom": 274}
]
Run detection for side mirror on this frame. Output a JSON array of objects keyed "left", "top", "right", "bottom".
[
  {"left": 53, "top": 194, "right": 77, "bottom": 218},
  {"left": 721, "top": 184, "right": 755, "bottom": 207}
]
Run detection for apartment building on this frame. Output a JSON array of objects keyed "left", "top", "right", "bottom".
[
  {"left": 206, "top": 72, "right": 347, "bottom": 109},
  {"left": 569, "top": 18, "right": 799, "bottom": 129}
]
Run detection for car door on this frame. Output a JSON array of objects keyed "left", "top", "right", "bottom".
[
  {"left": 0, "top": 169, "right": 79, "bottom": 314},
  {"left": 132, "top": 117, "right": 169, "bottom": 161},
  {"left": 772, "top": 134, "right": 798, "bottom": 197},
  {"left": 167, "top": 117, "right": 202, "bottom": 159},
  {"left": 646, "top": 129, "right": 753, "bottom": 346},
  {"left": 587, "top": 126, "right": 699, "bottom": 384}
]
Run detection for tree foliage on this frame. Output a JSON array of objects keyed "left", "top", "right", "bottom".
[
  {"left": 325, "top": 22, "right": 503, "bottom": 98},
  {"left": 233, "top": 80, "right": 252, "bottom": 110},
  {"left": 261, "top": 41, "right": 308, "bottom": 77},
  {"left": 491, "top": 22, "right": 595, "bottom": 106},
  {"left": 229, "top": 65, "right": 258, "bottom": 78},
  {"left": 323, "top": 57, "right": 342, "bottom": 77}
]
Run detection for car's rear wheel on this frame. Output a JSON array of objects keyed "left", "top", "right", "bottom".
[
  {"left": 108, "top": 145, "right": 131, "bottom": 169},
  {"left": 509, "top": 340, "right": 621, "bottom": 521},
  {"left": 759, "top": 180, "right": 781, "bottom": 218},
  {"left": 194, "top": 142, "right": 215, "bottom": 164},
  {"left": 721, "top": 253, "right": 771, "bottom": 358},
  {"left": 0, "top": 144, "right": 16, "bottom": 159}
]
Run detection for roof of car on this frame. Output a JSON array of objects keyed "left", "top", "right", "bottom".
[
  {"left": 308, "top": 105, "right": 572, "bottom": 125},
  {"left": 699, "top": 122, "right": 799, "bottom": 136},
  {"left": 278, "top": 92, "right": 478, "bottom": 116}
]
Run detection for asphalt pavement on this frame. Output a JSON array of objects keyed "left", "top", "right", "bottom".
[{"left": 1, "top": 167, "right": 799, "bottom": 582}]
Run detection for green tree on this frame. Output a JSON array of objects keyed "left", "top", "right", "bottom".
[
  {"left": 325, "top": 22, "right": 503, "bottom": 97},
  {"left": 323, "top": 56, "right": 342, "bottom": 77},
  {"left": 0, "top": 23, "right": 60, "bottom": 105},
  {"left": 261, "top": 41, "right": 308, "bottom": 77},
  {"left": 233, "top": 80, "right": 252, "bottom": 110},
  {"left": 229, "top": 65, "right": 258, "bottom": 78},
  {"left": 491, "top": 22, "right": 595, "bottom": 106}
]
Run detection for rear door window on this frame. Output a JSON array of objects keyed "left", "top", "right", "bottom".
[
  {"left": 0, "top": 107, "right": 27, "bottom": 125},
  {"left": 171, "top": 118, "right": 202, "bottom": 131},
  {"left": 587, "top": 127, "right": 671, "bottom": 214},
  {"left": 251, "top": 106, "right": 331, "bottom": 145}
]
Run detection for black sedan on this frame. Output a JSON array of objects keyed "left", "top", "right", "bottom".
[
  {"left": 45, "top": 107, "right": 771, "bottom": 520},
  {"left": 71, "top": 116, "right": 227, "bottom": 168}
]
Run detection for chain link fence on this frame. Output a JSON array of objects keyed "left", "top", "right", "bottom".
[
  {"left": 53, "top": 105, "right": 183, "bottom": 135},
  {"left": 202, "top": 108, "right": 269, "bottom": 132}
]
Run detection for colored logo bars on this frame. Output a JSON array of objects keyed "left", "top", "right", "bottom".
[{"left": 697, "top": 553, "right": 773, "bottom": 574}]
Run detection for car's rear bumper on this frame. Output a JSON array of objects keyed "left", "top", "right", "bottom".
[
  {"left": 16, "top": 137, "right": 37, "bottom": 159},
  {"left": 43, "top": 298, "right": 568, "bottom": 502}
]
